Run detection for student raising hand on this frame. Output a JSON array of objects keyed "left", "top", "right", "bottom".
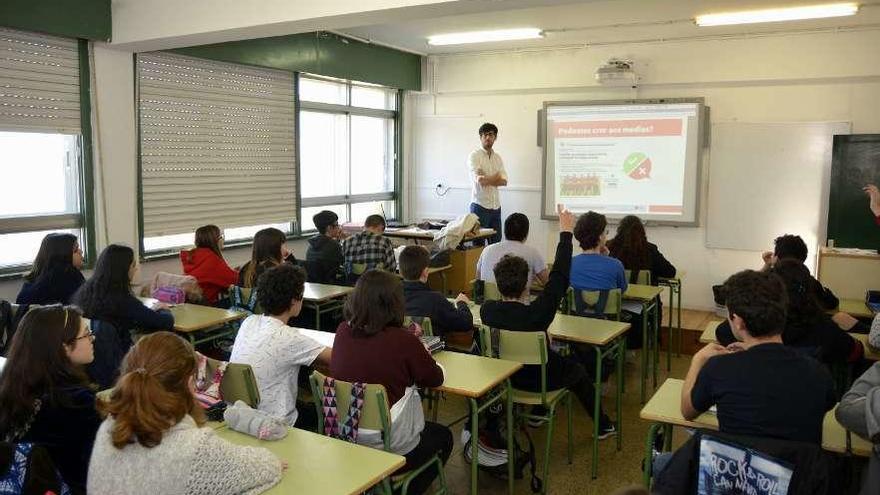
[{"left": 557, "top": 204, "right": 575, "bottom": 233}]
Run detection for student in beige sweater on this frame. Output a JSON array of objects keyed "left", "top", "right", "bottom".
[{"left": 88, "top": 332, "right": 282, "bottom": 495}]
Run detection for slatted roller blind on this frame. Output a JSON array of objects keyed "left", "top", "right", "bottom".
[
  {"left": 0, "top": 27, "right": 81, "bottom": 134},
  {"left": 137, "top": 52, "right": 296, "bottom": 237}
]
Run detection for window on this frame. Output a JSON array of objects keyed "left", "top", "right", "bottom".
[
  {"left": 137, "top": 52, "right": 297, "bottom": 255},
  {"left": 0, "top": 28, "right": 91, "bottom": 272},
  {"left": 298, "top": 75, "right": 398, "bottom": 231}
]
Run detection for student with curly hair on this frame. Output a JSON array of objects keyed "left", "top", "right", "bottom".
[
  {"left": 88, "top": 332, "right": 282, "bottom": 494},
  {"left": 229, "top": 264, "right": 331, "bottom": 429}
]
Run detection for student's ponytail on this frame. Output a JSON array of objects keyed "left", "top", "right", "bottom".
[{"left": 99, "top": 331, "right": 205, "bottom": 449}]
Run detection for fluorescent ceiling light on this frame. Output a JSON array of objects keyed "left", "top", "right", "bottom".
[
  {"left": 427, "top": 28, "right": 543, "bottom": 46},
  {"left": 695, "top": 2, "right": 858, "bottom": 26}
]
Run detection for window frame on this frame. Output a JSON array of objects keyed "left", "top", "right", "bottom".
[
  {"left": 297, "top": 73, "right": 401, "bottom": 234},
  {"left": 135, "top": 70, "right": 402, "bottom": 259},
  {"left": 0, "top": 39, "right": 96, "bottom": 278}
]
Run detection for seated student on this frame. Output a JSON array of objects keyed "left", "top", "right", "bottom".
[
  {"left": 480, "top": 206, "right": 616, "bottom": 437},
  {"left": 681, "top": 270, "right": 836, "bottom": 444},
  {"left": 570, "top": 211, "right": 628, "bottom": 295},
  {"left": 238, "top": 227, "right": 296, "bottom": 288},
  {"left": 835, "top": 361, "right": 880, "bottom": 494},
  {"left": 180, "top": 225, "right": 238, "bottom": 305},
  {"left": 476, "top": 213, "right": 548, "bottom": 286},
  {"left": 16, "top": 232, "right": 85, "bottom": 305},
  {"left": 305, "top": 210, "right": 345, "bottom": 283},
  {"left": 331, "top": 270, "right": 451, "bottom": 495},
  {"left": 761, "top": 234, "right": 839, "bottom": 310},
  {"left": 229, "top": 264, "right": 331, "bottom": 430},
  {"left": 399, "top": 245, "right": 474, "bottom": 337},
  {"left": 342, "top": 214, "right": 396, "bottom": 274},
  {"left": 73, "top": 244, "right": 174, "bottom": 332},
  {"left": 88, "top": 332, "right": 282, "bottom": 495},
  {"left": 607, "top": 215, "right": 676, "bottom": 285},
  {"left": 0, "top": 305, "right": 100, "bottom": 493}
]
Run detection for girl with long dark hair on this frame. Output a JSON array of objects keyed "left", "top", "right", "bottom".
[
  {"left": 73, "top": 244, "right": 173, "bottom": 332},
  {"left": 180, "top": 225, "right": 238, "bottom": 305},
  {"left": 16, "top": 232, "right": 85, "bottom": 305},
  {"left": 0, "top": 305, "right": 100, "bottom": 493},
  {"left": 238, "top": 228, "right": 295, "bottom": 287},
  {"left": 607, "top": 215, "right": 676, "bottom": 285}
]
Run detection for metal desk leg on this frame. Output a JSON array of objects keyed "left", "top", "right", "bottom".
[
  {"left": 505, "top": 379, "right": 514, "bottom": 495},
  {"left": 617, "top": 337, "right": 625, "bottom": 452},
  {"left": 469, "top": 397, "right": 479, "bottom": 495},
  {"left": 652, "top": 299, "right": 660, "bottom": 389},
  {"left": 676, "top": 282, "right": 682, "bottom": 357},
  {"left": 592, "top": 346, "right": 602, "bottom": 480},
  {"left": 666, "top": 284, "right": 673, "bottom": 371},
  {"left": 640, "top": 300, "right": 649, "bottom": 403}
]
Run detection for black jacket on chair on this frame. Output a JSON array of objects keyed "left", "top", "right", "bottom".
[{"left": 653, "top": 430, "right": 845, "bottom": 495}]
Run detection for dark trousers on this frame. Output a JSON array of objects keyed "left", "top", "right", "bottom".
[
  {"left": 397, "top": 421, "right": 453, "bottom": 494},
  {"left": 514, "top": 348, "right": 608, "bottom": 422},
  {"left": 469, "top": 203, "right": 502, "bottom": 244}
]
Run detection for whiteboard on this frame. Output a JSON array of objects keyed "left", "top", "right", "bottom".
[{"left": 706, "top": 122, "right": 851, "bottom": 252}]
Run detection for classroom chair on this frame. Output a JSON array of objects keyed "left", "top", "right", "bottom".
[
  {"left": 204, "top": 356, "right": 261, "bottom": 408},
  {"left": 469, "top": 279, "right": 502, "bottom": 304},
  {"left": 479, "top": 327, "right": 572, "bottom": 494},
  {"left": 568, "top": 288, "right": 623, "bottom": 321},
  {"left": 403, "top": 315, "right": 434, "bottom": 337},
  {"left": 624, "top": 269, "right": 652, "bottom": 285},
  {"left": 309, "top": 371, "right": 448, "bottom": 495}
]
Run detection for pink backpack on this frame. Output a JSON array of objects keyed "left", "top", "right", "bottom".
[{"left": 151, "top": 286, "right": 186, "bottom": 304}]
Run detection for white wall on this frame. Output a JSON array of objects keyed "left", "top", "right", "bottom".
[{"left": 408, "top": 29, "right": 880, "bottom": 310}]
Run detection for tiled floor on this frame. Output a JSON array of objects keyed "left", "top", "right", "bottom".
[{"left": 429, "top": 348, "right": 695, "bottom": 494}]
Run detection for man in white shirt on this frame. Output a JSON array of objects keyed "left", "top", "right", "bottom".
[
  {"left": 468, "top": 122, "right": 508, "bottom": 244},
  {"left": 477, "top": 212, "right": 549, "bottom": 286},
  {"left": 229, "top": 263, "right": 331, "bottom": 430}
]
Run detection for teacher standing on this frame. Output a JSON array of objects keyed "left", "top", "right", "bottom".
[{"left": 468, "top": 122, "right": 508, "bottom": 245}]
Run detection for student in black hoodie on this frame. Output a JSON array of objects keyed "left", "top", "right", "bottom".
[
  {"left": 399, "top": 245, "right": 473, "bottom": 337},
  {"left": 480, "top": 205, "right": 616, "bottom": 438},
  {"left": 16, "top": 233, "right": 85, "bottom": 305},
  {"left": 305, "top": 210, "right": 345, "bottom": 284}
]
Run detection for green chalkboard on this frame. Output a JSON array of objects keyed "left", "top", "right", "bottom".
[{"left": 827, "top": 134, "right": 880, "bottom": 249}]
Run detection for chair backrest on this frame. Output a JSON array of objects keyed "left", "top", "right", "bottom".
[
  {"left": 569, "top": 288, "right": 622, "bottom": 320},
  {"left": 624, "top": 269, "right": 652, "bottom": 285},
  {"left": 483, "top": 282, "right": 502, "bottom": 301},
  {"left": 204, "top": 356, "right": 261, "bottom": 407},
  {"left": 403, "top": 315, "right": 433, "bottom": 337},
  {"left": 309, "top": 371, "right": 393, "bottom": 449},
  {"left": 229, "top": 286, "right": 261, "bottom": 314},
  {"left": 478, "top": 326, "right": 550, "bottom": 400},
  {"left": 351, "top": 263, "right": 368, "bottom": 275}
]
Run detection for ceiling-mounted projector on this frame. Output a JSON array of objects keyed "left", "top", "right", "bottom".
[{"left": 595, "top": 59, "right": 637, "bottom": 87}]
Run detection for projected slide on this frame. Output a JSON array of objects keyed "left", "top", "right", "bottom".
[{"left": 543, "top": 101, "right": 704, "bottom": 225}]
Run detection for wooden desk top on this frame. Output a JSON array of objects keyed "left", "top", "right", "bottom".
[
  {"left": 215, "top": 426, "right": 405, "bottom": 495},
  {"left": 547, "top": 313, "right": 631, "bottom": 346},
  {"left": 303, "top": 283, "right": 353, "bottom": 302},
  {"left": 384, "top": 227, "right": 496, "bottom": 241},
  {"left": 837, "top": 298, "right": 874, "bottom": 319},
  {"left": 658, "top": 270, "right": 686, "bottom": 283},
  {"left": 853, "top": 333, "right": 880, "bottom": 361},
  {"left": 139, "top": 298, "right": 246, "bottom": 333},
  {"left": 641, "top": 379, "right": 872, "bottom": 457},
  {"left": 427, "top": 264, "right": 453, "bottom": 275},
  {"left": 624, "top": 284, "right": 665, "bottom": 301},
  {"left": 434, "top": 351, "right": 521, "bottom": 398},
  {"left": 700, "top": 321, "right": 723, "bottom": 344}
]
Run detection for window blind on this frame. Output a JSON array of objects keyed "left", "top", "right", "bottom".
[
  {"left": 137, "top": 52, "right": 296, "bottom": 237},
  {"left": 0, "top": 27, "right": 81, "bottom": 134}
]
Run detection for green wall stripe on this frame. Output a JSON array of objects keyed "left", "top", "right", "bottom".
[
  {"left": 1, "top": 0, "right": 111, "bottom": 41},
  {"left": 173, "top": 32, "right": 421, "bottom": 91}
]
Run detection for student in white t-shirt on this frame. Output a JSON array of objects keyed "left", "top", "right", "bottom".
[
  {"left": 476, "top": 213, "right": 548, "bottom": 286},
  {"left": 229, "top": 264, "right": 331, "bottom": 430}
]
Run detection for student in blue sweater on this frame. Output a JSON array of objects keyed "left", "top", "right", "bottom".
[
  {"left": 16, "top": 233, "right": 85, "bottom": 305},
  {"left": 570, "top": 211, "right": 628, "bottom": 293}
]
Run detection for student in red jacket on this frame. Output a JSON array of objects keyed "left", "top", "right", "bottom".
[{"left": 180, "top": 225, "right": 238, "bottom": 305}]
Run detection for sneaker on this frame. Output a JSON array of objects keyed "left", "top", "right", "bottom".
[
  {"left": 527, "top": 417, "right": 547, "bottom": 428},
  {"left": 597, "top": 420, "right": 617, "bottom": 440}
]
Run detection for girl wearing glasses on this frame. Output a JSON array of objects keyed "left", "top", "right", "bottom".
[{"left": 0, "top": 305, "right": 100, "bottom": 494}]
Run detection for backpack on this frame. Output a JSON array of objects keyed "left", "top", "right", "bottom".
[
  {"left": 461, "top": 405, "right": 542, "bottom": 493},
  {"left": 0, "top": 442, "right": 70, "bottom": 495},
  {"left": 229, "top": 287, "right": 259, "bottom": 315}
]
